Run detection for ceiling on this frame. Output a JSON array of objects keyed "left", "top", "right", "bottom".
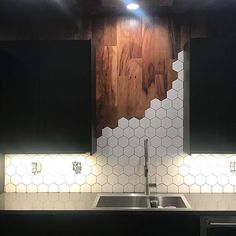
[{"left": 0, "top": 0, "right": 235, "bottom": 20}]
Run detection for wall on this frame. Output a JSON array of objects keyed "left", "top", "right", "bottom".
[
  {"left": 5, "top": 51, "right": 236, "bottom": 193},
  {"left": 2, "top": 13, "right": 236, "bottom": 193}
]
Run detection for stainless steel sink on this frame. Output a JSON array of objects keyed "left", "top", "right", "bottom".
[{"left": 93, "top": 194, "right": 191, "bottom": 210}]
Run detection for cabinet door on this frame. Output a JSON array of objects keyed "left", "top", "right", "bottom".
[
  {"left": 0, "top": 41, "right": 40, "bottom": 153},
  {"left": 39, "top": 41, "right": 91, "bottom": 153}
]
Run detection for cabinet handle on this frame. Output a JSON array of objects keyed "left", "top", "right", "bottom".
[{"left": 209, "top": 222, "right": 236, "bottom": 227}]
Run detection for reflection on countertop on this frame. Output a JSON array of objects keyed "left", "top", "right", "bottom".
[{"left": 1, "top": 193, "right": 236, "bottom": 211}]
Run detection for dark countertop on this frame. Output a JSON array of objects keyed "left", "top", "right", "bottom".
[{"left": 1, "top": 193, "right": 236, "bottom": 211}]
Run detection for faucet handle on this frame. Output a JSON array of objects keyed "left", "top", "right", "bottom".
[{"left": 149, "top": 183, "right": 157, "bottom": 188}]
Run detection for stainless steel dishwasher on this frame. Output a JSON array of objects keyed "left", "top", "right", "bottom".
[{"left": 201, "top": 216, "right": 236, "bottom": 236}]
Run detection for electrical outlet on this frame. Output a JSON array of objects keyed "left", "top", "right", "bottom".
[
  {"left": 32, "top": 162, "right": 42, "bottom": 175},
  {"left": 72, "top": 161, "right": 82, "bottom": 175},
  {"left": 230, "top": 161, "right": 236, "bottom": 173}
]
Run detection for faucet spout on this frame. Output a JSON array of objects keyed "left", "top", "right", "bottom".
[{"left": 144, "top": 139, "right": 149, "bottom": 195}]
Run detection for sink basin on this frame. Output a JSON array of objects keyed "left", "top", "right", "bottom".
[{"left": 93, "top": 194, "right": 191, "bottom": 209}]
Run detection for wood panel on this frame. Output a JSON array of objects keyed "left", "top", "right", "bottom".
[{"left": 94, "top": 15, "right": 206, "bottom": 136}]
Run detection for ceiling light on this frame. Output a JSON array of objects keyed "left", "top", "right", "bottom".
[{"left": 126, "top": 3, "right": 139, "bottom": 10}]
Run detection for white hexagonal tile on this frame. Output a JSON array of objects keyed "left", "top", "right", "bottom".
[
  {"left": 166, "top": 108, "right": 178, "bottom": 119},
  {"left": 92, "top": 184, "right": 102, "bottom": 192},
  {"left": 97, "top": 174, "right": 107, "bottom": 185},
  {"left": 167, "top": 127, "right": 178, "bottom": 138},
  {"left": 156, "top": 127, "right": 167, "bottom": 138},
  {"left": 218, "top": 175, "right": 228, "bottom": 186},
  {"left": 107, "top": 136, "right": 118, "bottom": 147},
  {"left": 86, "top": 175, "right": 96, "bottom": 185},
  {"left": 118, "top": 136, "right": 129, "bottom": 147},
  {"left": 172, "top": 136, "right": 183, "bottom": 148},
  {"left": 151, "top": 136, "right": 161, "bottom": 148},
  {"left": 161, "top": 99, "right": 172, "bottom": 110},
  {"left": 124, "top": 146, "right": 134, "bottom": 157},
  {"left": 22, "top": 175, "right": 32, "bottom": 185},
  {"left": 178, "top": 89, "right": 183, "bottom": 100},
  {"left": 134, "top": 146, "right": 144, "bottom": 157},
  {"left": 162, "top": 136, "right": 172, "bottom": 147},
  {"left": 140, "top": 118, "right": 150, "bottom": 128},
  {"left": 145, "top": 127, "right": 155, "bottom": 138},
  {"left": 145, "top": 108, "right": 156, "bottom": 119},
  {"left": 135, "top": 127, "right": 145, "bottom": 138},
  {"left": 113, "top": 146, "right": 123, "bottom": 157},
  {"left": 27, "top": 184, "right": 38, "bottom": 192},
  {"left": 59, "top": 184, "right": 70, "bottom": 193},
  {"left": 113, "top": 127, "right": 123, "bottom": 138},
  {"left": 150, "top": 117, "right": 161, "bottom": 128},
  {"left": 168, "top": 165, "right": 178, "bottom": 176},
  {"left": 168, "top": 184, "right": 178, "bottom": 193},
  {"left": 178, "top": 51, "right": 184, "bottom": 62},
  {"left": 6, "top": 166, "right": 16, "bottom": 175},
  {"left": 124, "top": 166, "right": 134, "bottom": 175},
  {"left": 11, "top": 157, "right": 22, "bottom": 166},
  {"left": 102, "top": 164, "right": 113, "bottom": 175},
  {"left": 179, "top": 165, "right": 189, "bottom": 176},
  {"left": 32, "top": 175, "right": 43, "bottom": 185},
  {"left": 178, "top": 184, "right": 189, "bottom": 193},
  {"left": 150, "top": 98, "right": 161, "bottom": 110},
  {"left": 124, "top": 127, "right": 134, "bottom": 138},
  {"left": 38, "top": 184, "right": 48, "bottom": 192},
  {"left": 118, "top": 174, "right": 128, "bottom": 184},
  {"left": 129, "top": 136, "right": 139, "bottom": 147},
  {"left": 113, "top": 165, "right": 123, "bottom": 176},
  {"left": 16, "top": 165, "right": 26, "bottom": 175},
  {"left": 190, "top": 184, "right": 201, "bottom": 193},
  {"left": 97, "top": 136, "right": 107, "bottom": 148},
  {"left": 108, "top": 174, "right": 118, "bottom": 185},
  {"left": 102, "top": 127, "right": 113, "bottom": 138},
  {"left": 157, "top": 165, "right": 167, "bottom": 176},
  {"left": 16, "top": 184, "right": 27, "bottom": 193},
  {"left": 113, "top": 184, "right": 123, "bottom": 192},
  {"left": 96, "top": 155, "right": 107, "bottom": 166},
  {"left": 173, "top": 98, "right": 183, "bottom": 110},
  {"left": 118, "top": 117, "right": 129, "bottom": 129},
  {"left": 129, "top": 118, "right": 139, "bottom": 129},
  {"left": 167, "top": 89, "right": 178, "bottom": 100},
  {"left": 178, "top": 70, "right": 184, "bottom": 81},
  {"left": 107, "top": 156, "right": 118, "bottom": 166},
  {"left": 206, "top": 175, "right": 217, "bottom": 185},
  {"left": 124, "top": 183, "right": 135, "bottom": 192},
  {"left": 129, "top": 175, "right": 139, "bottom": 185},
  {"left": 102, "top": 146, "right": 113, "bottom": 156},
  {"left": 119, "top": 155, "right": 129, "bottom": 166},
  {"left": 162, "top": 175, "right": 173, "bottom": 185},
  {"left": 161, "top": 117, "right": 172, "bottom": 129},
  {"left": 129, "top": 155, "right": 140, "bottom": 166},
  {"left": 172, "top": 60, "right": 183, "bottom": 72},
  {"left": 172, "top": 79, "right": 183, "bottom": 91},
  {"left": 173, "top": 175, "right": 184, "bottom": 186},
  {"left": 69, "top": 184, "right": 80, "bottom": 193},
  {"left": 196, "top": 175, "right": 206, "bottom": 186},
  {"left": 156, "top": 146, "right": 167, "bottom": 157},
  {"left": 184, "top": 175, "right": 195, "bottom": 186},
  {"left": 102, "top": 183, "right": 112, "bottom": 192},
  {"left": 178, "top": 108, "right": 183, "bottom": 119},
  {"left": 156, "top": 108, "right": 166, "bottom": 119},
  {"left": 92, "top": 165, "right": 102, "bottom": 175},
  {"left": 212, "top": 184, "right": 223, "bottom": 193},
  {"left": 224, "top": 184, "right": 234, "bottom": 193},
  {"left": 11, "top": 175, "right": 21, "bottom": 185},
  {"left": 172, "top": 117, "right": 182, "bottom": 129}
]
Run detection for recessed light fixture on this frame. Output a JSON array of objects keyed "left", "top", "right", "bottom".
[{"left": 126, "top": 3, "right": 140, "bottom": 10}]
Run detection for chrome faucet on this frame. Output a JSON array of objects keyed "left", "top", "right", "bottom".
[{"left": 144, "top": 139, "right": 157, "bottom": 195}]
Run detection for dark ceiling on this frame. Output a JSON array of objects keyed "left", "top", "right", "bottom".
[{"left": 0, "top": 0, "right": 236, "bottom": 17}]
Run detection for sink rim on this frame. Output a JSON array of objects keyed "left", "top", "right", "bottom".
[{"left": 92, "top": 193, "right": 191, "bottom": 210}]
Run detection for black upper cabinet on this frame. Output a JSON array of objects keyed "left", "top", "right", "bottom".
[
  {"left": 184, "top": 38, "right": 236, "bottom": 154},
  {"left": 0, "top": 40, "right": 96, "bottom": 154}
]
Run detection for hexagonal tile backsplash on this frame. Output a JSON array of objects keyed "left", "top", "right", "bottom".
[{"left": 5, "top": 51, "right": 236, "bottom": 193}]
